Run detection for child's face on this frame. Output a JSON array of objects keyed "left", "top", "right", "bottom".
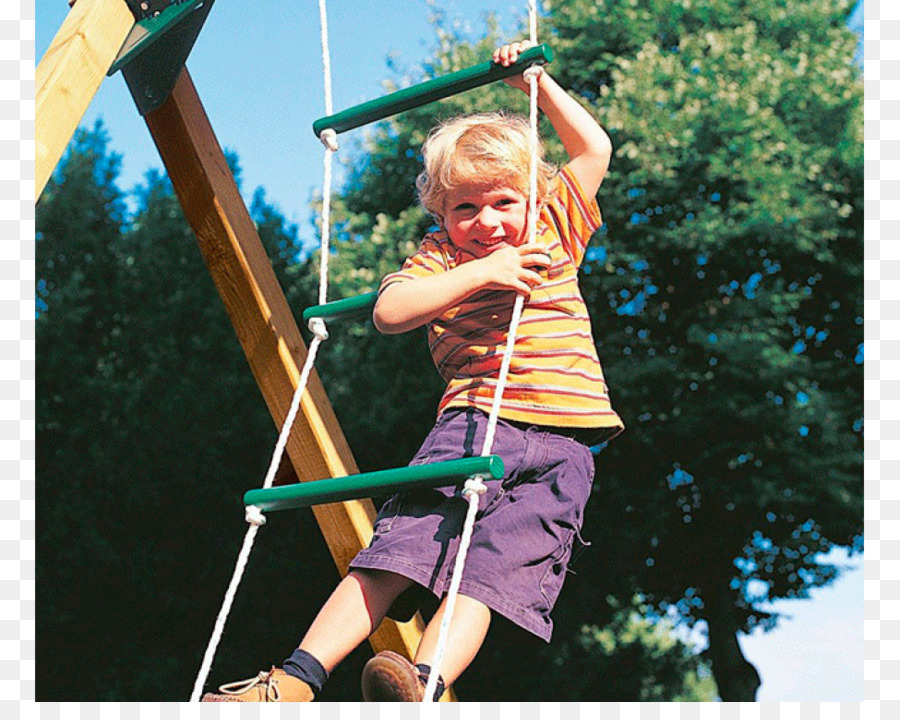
[{"left": 442, "top": 183, "right": 529, "bottom": 258}]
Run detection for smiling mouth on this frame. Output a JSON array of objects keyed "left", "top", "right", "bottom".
[{"left": 474, "top": 236, "right": 509, "bottom": 247}]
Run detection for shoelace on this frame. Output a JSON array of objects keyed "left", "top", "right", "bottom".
[
  {"left": 415, "top": 664, "right": 445, "bottom": 702},
  {"left": 218, "top": 669, "right": 282, "bottom": 701}
]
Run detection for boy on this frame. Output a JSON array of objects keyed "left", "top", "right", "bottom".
[{"left": 203, "top": 41, "right": 623, "bottom": 703}]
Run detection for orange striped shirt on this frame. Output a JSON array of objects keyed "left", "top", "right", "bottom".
[{"left": 380, "top": 167, "right": 624, "bottom": 439}]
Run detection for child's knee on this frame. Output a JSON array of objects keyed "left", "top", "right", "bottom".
[{"left": 351, "top": 567, "right": 415, "bottom": 597}]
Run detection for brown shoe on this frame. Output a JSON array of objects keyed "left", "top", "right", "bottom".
[
  {"left": 201, "top": 667, "right": 314, "bottom": 702},
  {"left": 361, "top": 651, "right": 425, "bottom": 702}
]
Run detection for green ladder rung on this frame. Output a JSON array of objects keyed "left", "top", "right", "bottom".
[
  {"left": 244, "top": 455, "right": 505, "bottom": 512},
  {"left": 313, "top": 43, "right": 553, "bottom": 138},
  {"left": 302, "top": 292, "right": 377, "bottom": 323}
]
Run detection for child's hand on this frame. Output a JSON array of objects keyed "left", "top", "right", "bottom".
[
  {"left": 478, "top": 242, "right": 551, "bottom": 297},
  {"left": 493, "top": 41, "right": 540, "bottom": 92}
]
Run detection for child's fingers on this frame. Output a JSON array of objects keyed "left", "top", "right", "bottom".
[
  {"left": 512, "top": 265, "right": 544, "bottom": 291},
  {"left": 509, "top": 40, "right": 536, "bottom": 63},
  {"left": 494, "top": 41, "right": 535, "bottom": 66},
  {"left": 517, "top": 244, "right": 552, "bottom": 267},
  {"left": 525, "top": 268, "right": 544, "bottom": 286},
  {"left": 530, "top": 251, "right": 552, "bottom": 267},
  {"left": 512, "top": 269, "right": 543, "bottom": 297},
  {"left": 512, "top": 278, "right": 537, "bottom": 298}
]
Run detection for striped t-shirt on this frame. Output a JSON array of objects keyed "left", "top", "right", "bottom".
[{"left": 380, "top": 166, "right": 624, "bottom": 440}]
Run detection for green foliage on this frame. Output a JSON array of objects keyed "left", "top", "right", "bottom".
[
  {"left": 302, "top": 202, "right": 444, "bottom": 469},
  {"left": 457, "top": 595, "right": 717, "bottom": 701},
  {"left": 550, "top": 0, "right": 861, "bottom": 699},
  {"left": 568, "top": 597, "right": 718, "bottom": 702},
  {"left": 36, "top": 0, "right": 862, "bottom": 701},
  {"left": 308, "top": 0, "right": 862, "bottom": 701},
  {"left": 548, "top": 0, "right": 862, "bottom": 598},
  {"left": 35, "top": 125, "right": 346, "bottom": 699}
]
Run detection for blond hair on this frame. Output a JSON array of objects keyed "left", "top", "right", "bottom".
[{"left": 416, "top": 113, "right": 557, "bottom": 219}]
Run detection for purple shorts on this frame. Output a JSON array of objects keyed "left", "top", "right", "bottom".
[{"left": 349, "top": 407, "right": 596, "bottom": 641}]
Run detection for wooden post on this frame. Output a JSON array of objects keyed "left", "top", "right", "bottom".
[
  {"left": 35, "top": 0, "right": 134, "bottom": 202},
  {"left": 142, "top": 68, "right": 439, "bottom": 684}
]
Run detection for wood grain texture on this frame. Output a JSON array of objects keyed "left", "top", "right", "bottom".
[
  {"left": 143, "top": 69, "right": 447, "bottom": 693},
  {"left": 36, "top": 0, "right": 134, "bottom": 201}
]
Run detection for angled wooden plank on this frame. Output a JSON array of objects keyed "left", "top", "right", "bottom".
[
  {"left": 141, "top": 68, "right": 445, "bottom": 690},
  {"left": 35, "top": 0, "right": 134, "bottom": 202}
]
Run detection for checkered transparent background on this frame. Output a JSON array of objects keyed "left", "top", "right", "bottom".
[
  {"left": 14, "top": 0, "right": 894, "bottom": 716},
  {"left": 10, "top": 0, "right": 35, "bottom": 712},
  {"left": 863, "top": 0, "right": 900, "bottom": 717}
]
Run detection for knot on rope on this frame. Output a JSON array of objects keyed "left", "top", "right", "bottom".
[
  {"left": 319, "top": 128, "right": 339, "bottom": 152},
  {"left": 463, "top": 475, "right": 488, "bottom": 498},
  {"left": 245, "top": 505, "right": 267, "bottom": 526},
  {"left": 523, "top": 65, "right": 544, "bottom": 83},
  {"left": 308, "top": 317, "right": 330, "bottom": 341}
]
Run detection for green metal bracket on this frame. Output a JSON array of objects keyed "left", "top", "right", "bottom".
[
  {"left": 302, "top": 292, "right": 378, "bottom": 324},
  {"left": 313, "top": 43, "right": 553, "bottom": 138},
  {"left": 244, "top": 455, "right": 505, "bottom": 512},
  {"left": 109, "top": 0, "right": 215, "bottom": 115}
]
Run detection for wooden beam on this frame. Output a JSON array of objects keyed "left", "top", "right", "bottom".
[
  {"left": 35, "top": 0, "right": 134, "bottom": 202},
  {"left": 142, "top": 68, "right": 438, "bottom": 686}
]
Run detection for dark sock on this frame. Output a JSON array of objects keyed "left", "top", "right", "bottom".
[
  {"left": 282, "top": 648, "right": 329, "bottom": 694},
  {"left": 415, "top": 663, "right": 446, "bottom": 702}
]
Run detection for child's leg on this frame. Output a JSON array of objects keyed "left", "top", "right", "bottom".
[
  {"left": 360, "top": 593, "right": 490, "bottom": 701},
  {"left": 203, "top": 568, "right": 413, "bottom": 702},
  {"left": 413, "top": 593, "right": 491, "bottom": 688},
  {"left": 297, "top": 568, "right": 414, "bottom": 672}
]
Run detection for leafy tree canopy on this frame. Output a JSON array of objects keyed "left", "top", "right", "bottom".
[
  {"left": 311, "top": 0, "right": 862, "bottom": 700},
  {"left": 36, "top": 0, "right": 862, "bottom": 701}
]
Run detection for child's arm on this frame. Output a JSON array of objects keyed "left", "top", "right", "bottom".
[
  {"left": 494, "top": 42, "right": 612, "bottom": 198},
  {"left": 373, "top": 242, "right": 550, "bottom": 334}
]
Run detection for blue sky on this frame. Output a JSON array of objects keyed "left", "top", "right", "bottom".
[
  {"left": 739, "top": 547, "right": 863, "bottom": 701},
  {"left": 37, "top": 0, "right": 534, "bottom": 234},
  {"left": 36, "top": 0, "right": 865, "bottom": 701}
]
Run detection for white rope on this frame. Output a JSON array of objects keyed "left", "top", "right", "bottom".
[
  {"left": 529, "top": 0, "right": 538, "bottom": 48},
  {"left": 190, "top": 521, "right": 263, "bottom": 701},
  {"left": 319, "top": 138, "right": 336, "bottom": 304},
  {"left": 424, "top": 5, "right": 541, "bottom": 702},
  {"left": 192, "top": 0, "right": 540, "bottom": 700},
  {"left": 190, "top": 327, "right": 328, "bottom": 701},
  {"left": 189, "top": 0, "right": 337, "bottom": 701},
  {"left": 317, "top": 0, "right": 337, "bottom": 303},
  {"left": 319, "top": 0, "right": 334, "bottom": 118}
]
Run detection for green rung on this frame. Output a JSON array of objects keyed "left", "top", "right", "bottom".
[
  {"left": 302, "top": 292, "right": 377, "bottom": 323},
  {"left": 244, "top": 455, "right": 505, "bottom": 512},
  {"left": 313, "top": 43, "right": 553, "bottom": 137}
]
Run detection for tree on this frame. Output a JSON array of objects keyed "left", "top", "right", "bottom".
[
  {"left": 36, "top": 123, "right": 134, "bottom": 698},
  {"left": 36, "top": 0, "right": 862, "bottom": 700},
  {"left": 542, "top": 0, "right": 863, "bottom": 699},
  {"left": 35, "top": 127, "right": 348, "bottom": 699},
  {"left": 455, "top": 594, "right": 717, "bottom": 701},
  {"left": 312, "top": 0, "right": 862, "bottom": 700}
]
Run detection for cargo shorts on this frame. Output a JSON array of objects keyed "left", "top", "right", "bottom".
[{"left": 349, "top": 406, "right": 596, "bottom": 641}]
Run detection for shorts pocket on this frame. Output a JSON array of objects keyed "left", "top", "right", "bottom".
[
  {"left": 377, "top": 451, "right": 442, "bottom": 532},
  {"left": 539, "top": 528, "right": 575, "bottom": 608},
  {"left": 375, "top": 493, "right": 406, "bottom": 532}
]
